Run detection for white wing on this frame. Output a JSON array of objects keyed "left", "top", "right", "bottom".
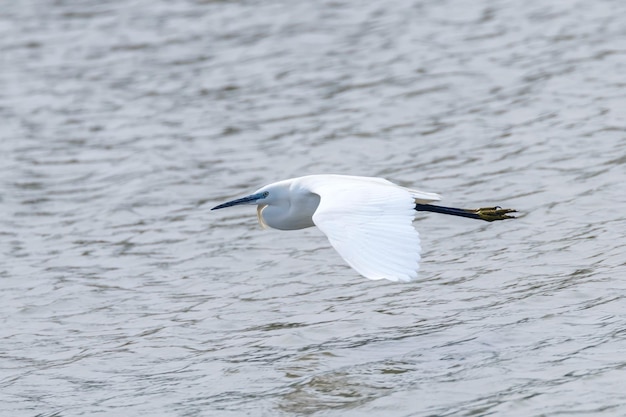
[{"left": 303, "top": 177, "right": 422, "bottom": 282}]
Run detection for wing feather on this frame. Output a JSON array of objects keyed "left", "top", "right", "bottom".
[{"left": 302, "top": 177, "right": 422, "bottom": 282}]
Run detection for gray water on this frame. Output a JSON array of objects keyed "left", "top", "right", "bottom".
[{"left": 2, "top": 0, "right": 626, "bottom": 416}]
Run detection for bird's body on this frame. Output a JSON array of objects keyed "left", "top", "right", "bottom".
[
  {"left": 255, "top": 175, "right": 439, "bottom": 230},
  {"left": 212, "top": 175, "right": 515, "bottom": 282}
]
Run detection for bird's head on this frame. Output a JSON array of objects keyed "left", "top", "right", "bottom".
[{"left": 211, "top": 180, "right": 315, "bottom": 230}]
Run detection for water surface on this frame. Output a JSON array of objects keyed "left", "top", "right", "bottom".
[{"left": 2, "top": 0, "right": 626, "bottom": 416}]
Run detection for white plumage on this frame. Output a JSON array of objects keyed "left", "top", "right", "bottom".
[
  {"left": 212, "top": 174, "right": 515, "bottom": 282},
  {"left": 212, "top": 175, "right": 439, "bottom": 282},
  {"left": 305, "top": 176, "right": 439, "bottom": 281}
]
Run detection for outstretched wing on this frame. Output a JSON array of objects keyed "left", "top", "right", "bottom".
[{"left": 305, "top": 178, "right": 421, "bottom": 282}]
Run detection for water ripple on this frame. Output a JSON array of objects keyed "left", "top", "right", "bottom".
[{"left": 2, "top": 0, "right": 626, "bottom": 416}]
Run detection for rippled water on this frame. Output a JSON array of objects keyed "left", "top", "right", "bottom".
[{"left": 2, "top": 0, "right": 626, "bottom": 416}]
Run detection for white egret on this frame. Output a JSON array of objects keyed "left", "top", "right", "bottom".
[{"left": 212, "top": 175, "right": 516, "bottom": 282}]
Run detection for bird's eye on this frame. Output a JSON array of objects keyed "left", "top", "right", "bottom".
[{"left": 262, "top": 191, "right": 269, "bottom": 197}]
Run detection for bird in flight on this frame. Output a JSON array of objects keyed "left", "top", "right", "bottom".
[{"left": 212, "top": 175, "right": 516, "bottom": 282}]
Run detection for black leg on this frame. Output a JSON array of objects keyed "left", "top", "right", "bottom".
[{"left": 414, "top": 204, "right": 517, "bottom": 222}]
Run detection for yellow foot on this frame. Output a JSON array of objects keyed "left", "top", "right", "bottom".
[{"left": 472, "top": 207, "right": 517, "bottom": 222}]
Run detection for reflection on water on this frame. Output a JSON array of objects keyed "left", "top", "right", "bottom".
[{"left": 2, "top": 0, "right": 626, "bottom": 416}]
